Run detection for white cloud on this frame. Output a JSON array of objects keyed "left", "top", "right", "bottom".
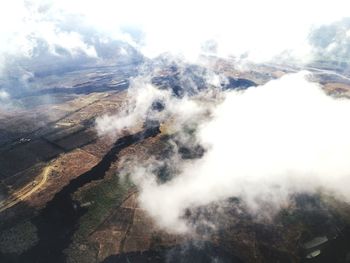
[
  {"left": 1, "top": 0, "right": 350, "bottom": 66},
  {"left": 96, "top": 75, "right": 210, "bottom": 138},
  {"left": 309, "top": 18, "right": 350, "bottom": 63},
  {"left": 124, "top": 72, "right": 350, "bottom": 233},
  {"left": 0, "top": 90, "right": 10, "bottom": 100}
]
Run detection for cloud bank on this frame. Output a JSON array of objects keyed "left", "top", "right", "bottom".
[
  {"left": 310, "top": 17, "right": 350, "bottom": 64},
  {"left": 98, "top": 72, "right": 350, "bottom": 233},
  {"left": 1, "top": 0, "right": 350, "bottom": 66}
]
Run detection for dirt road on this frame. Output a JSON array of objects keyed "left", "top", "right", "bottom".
[{"left": 0, "top": 165, "right": 51, "bottom": 213}]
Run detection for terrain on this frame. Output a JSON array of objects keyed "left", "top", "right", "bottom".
[{"left": 0, "top": 56, "right": 350, "bottom": 263}]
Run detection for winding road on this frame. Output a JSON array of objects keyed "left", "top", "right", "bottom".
[{"left": 0, "top": 165, "right": 51, "bottom": 213}]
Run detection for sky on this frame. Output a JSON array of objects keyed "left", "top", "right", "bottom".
[{"left": 1, "top": 0, "right": 350, "bottom": 64}]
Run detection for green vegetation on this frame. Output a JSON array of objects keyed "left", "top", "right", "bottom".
[
  {"left": 278, "top": 209, "right": 302, "bottom": 226},
  {"left": 73, "top": 173, "right": 134, "bottom": 240},
  {"left": 0, "top": 220, "right": 38, "bottom": 255}
]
